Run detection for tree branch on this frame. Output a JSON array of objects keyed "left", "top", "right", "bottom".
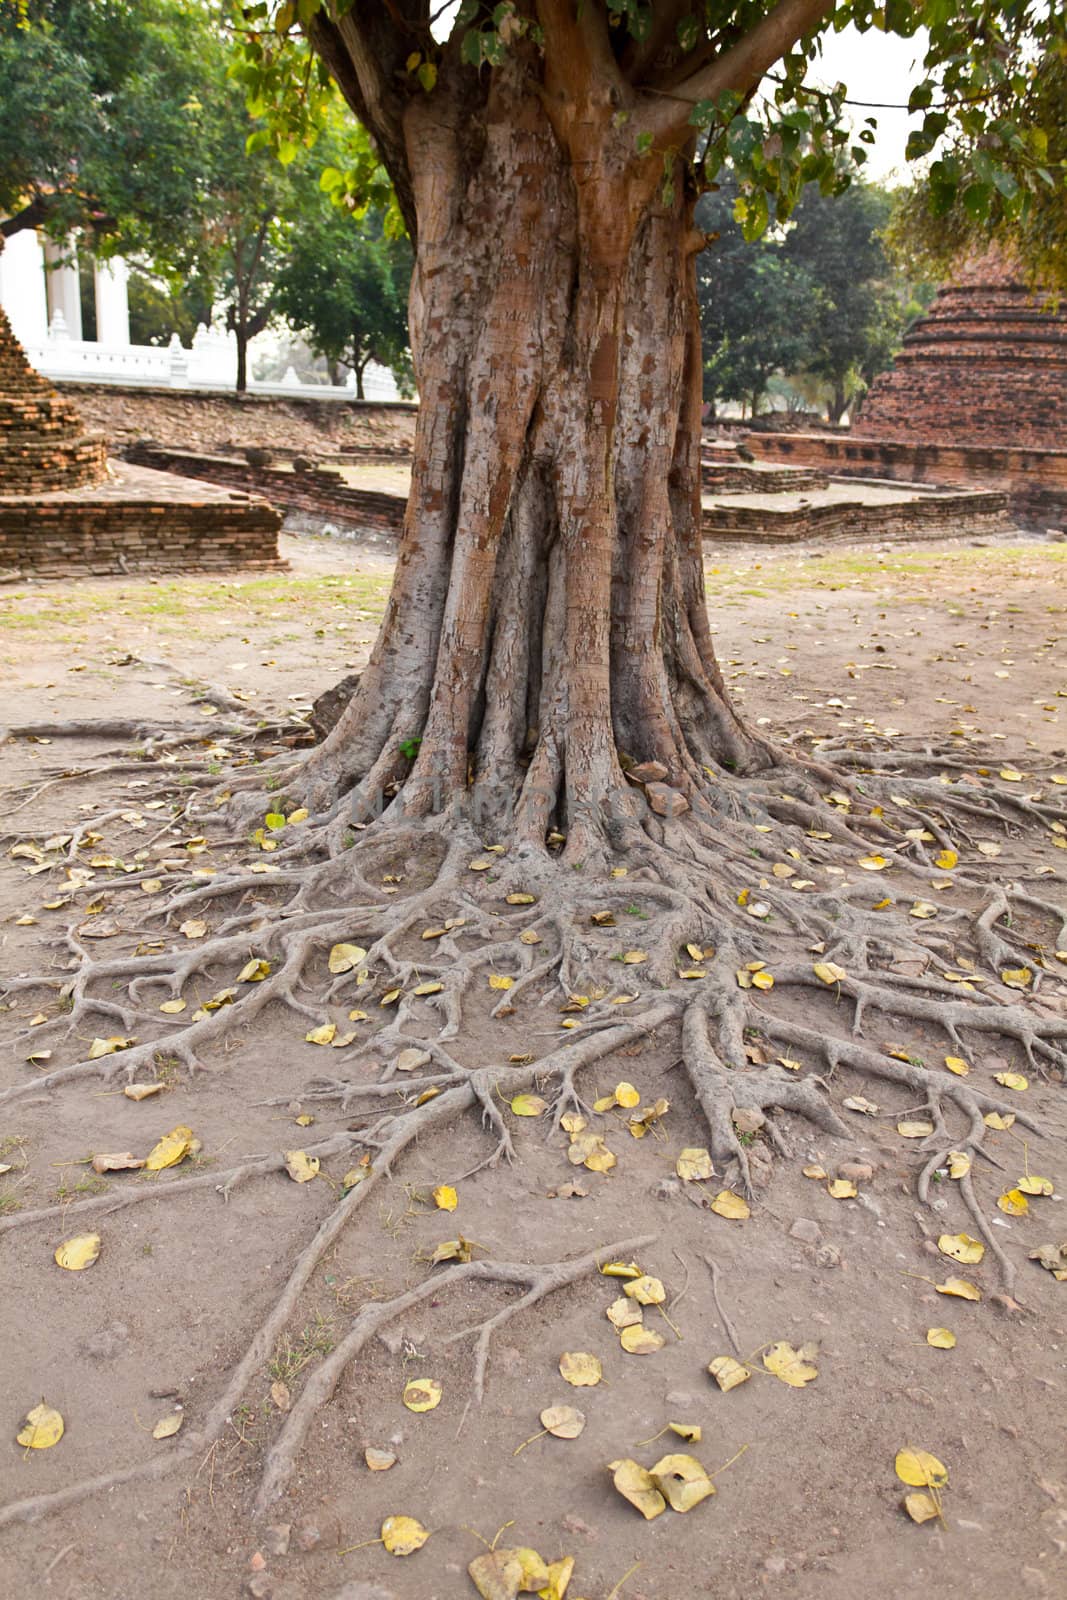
[
  {"left": 643, "top": 0, "right": 835, "bottom": 141},
  {"left": 307, "top": 9, "right": 417, "bottom": 241},
  {"left": 537, "top": 0, "right": 625, "bottom": 106}
]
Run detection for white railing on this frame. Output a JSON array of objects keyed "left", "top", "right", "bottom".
[{"left": 26, "top": 313, "right": 402, "bottom": 402}]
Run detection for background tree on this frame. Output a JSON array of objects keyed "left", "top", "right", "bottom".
[
  {"left": 0, "top": 0, "right": 215, "bottom": 255},
  {"left": 697, "top": 171, "right": 909, "bottom": 422},
  {"left": 696, "top": 175, "right": 819, "bottom": 417},
  {"left": 780, "top": 178, "right": 903, "bottom": 422},
  {"left": 886, "top": 46, "right": 1067, "bottom": 292},
  {"left": 274, "top": 126, "right": 412, "bottom": 396}
]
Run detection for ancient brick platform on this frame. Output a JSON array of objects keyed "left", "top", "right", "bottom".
[
  {"left": 126, "top": 443, "right": 406, "bottom": 535},
  {"left": 0, "top": 459, "right": 285, "bottom": 579},
  {"left": 702, "top": 478, "right": 1012, "bottom": 544},
  {"left": 747, "top": 250, "right": 1066, "bottom": 531},
  {"left": 0, "top": 307, "right": 107, "bottom": 492},
  {"left": 743, "top": 433, "right": 1067, "bottom": 531}
]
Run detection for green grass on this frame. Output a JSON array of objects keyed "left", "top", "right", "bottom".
[
  {"left": 0, "top": 571, "right": 392, "bottom": 641},
  {"left": 704, "top": 541, "right": 1067, "bottom": 601}
]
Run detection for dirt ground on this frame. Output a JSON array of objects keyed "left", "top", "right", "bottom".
[{"left": 1, "top": 529, "right": 1065, "bottom": 1600}]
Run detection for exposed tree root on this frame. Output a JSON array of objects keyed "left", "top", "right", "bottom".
[
  {"left": 251, "top": 1232, "right": 653, "bottom": 1518},
  {"left": 0, "top": 1223, "right": 649, "bottom": 1531},
  {"left": 1, "top": 731, "right": 1063, "bottom": 1532}
]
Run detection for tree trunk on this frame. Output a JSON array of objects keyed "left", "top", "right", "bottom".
[
  {"left": 299, "top": 44, "right": 772, "bottom": 852},
  {"left": 235, "top": 325, "right": 248, "bottom": 394},
  {"left": 829, "top": 379, "right": 848, "bottom": 424}
]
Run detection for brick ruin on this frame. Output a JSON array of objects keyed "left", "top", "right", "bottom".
[
  {"left": 748, "top": 248, "right": 1067, "bottom": 530},
  {"left": 0, "top": 305, "right": 107, "bottom": 493},
  {"left": 856, "top": 248, "right": 1067, "bottom": 451},
  {"left": 0, "top": 308, "right": 284, "bottom": 578}
]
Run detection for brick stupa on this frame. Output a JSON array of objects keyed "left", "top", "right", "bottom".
[
  {"left": 0, "top": 304, "right": 107, "bottom": 492},
  {"left": 856, "top": 247, "right": 1067, "bottom": 450}
]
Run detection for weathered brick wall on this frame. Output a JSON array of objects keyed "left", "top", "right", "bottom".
[
  {"left": 857, "top": 279, "right": 1067, "bottom": 451},
  {"left": 59, "top": 381, "right": 417, "bottom": 457},
  {"left": 0, "top": 309, "right": 107, "bottom": 492},
  {"left": 0, "top": 493, "right": 284, "bottom": 578},
  {"left": 701, "top": 461, "right": 829, "bottom": 495},
  {"left": 126, "top": 444, "right": 406, "bottom": 533},
  {"left": 746, "top": 432, "right": 1067, "bottom": 530},
  {"left": 703, "top": 487, "right": 1010, "bottom": 544}
]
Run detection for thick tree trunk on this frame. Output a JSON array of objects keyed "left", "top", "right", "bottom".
[{"left": 299, "top": 48, "right": 771, "bottom": 850}]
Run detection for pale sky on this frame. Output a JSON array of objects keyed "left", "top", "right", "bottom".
[{"left": 793, "top": 24, "right": 929, "bottom": 184}]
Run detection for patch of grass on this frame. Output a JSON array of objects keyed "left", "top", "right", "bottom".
[
  {"left": 0, "top": 1191, "right": 22, "bottom": 1215},
  {"left": 51, "top": 1174, "right": 109, "bottom": 1203},
  {"left": 268, "top": 1312, "right": 337, "bottom": 1385}
]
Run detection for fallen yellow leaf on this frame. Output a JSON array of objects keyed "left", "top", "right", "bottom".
[
  {"left": 432, "top": 1184, "right": 457, "bottom": 1211},
  {"left": 711, "top": 1190, "right": 750, "bottom": 1220},
  {"left": 895, "top": 1447, "right": 948, "bottom": 1489},
  {"left": 938, "top": 1232, "right": 984, "bottom": 1265},
  {"left": 144, "top": 1125, "right": 194, "bottom": 1172},
  {"left": 381, "top": 1515, "right": 429, "bottom": 1556},
  {"left": 54, "top": 1233, "right": 101, "bottom": 1271},
  {"left": 559, "top": 1351, "right": 602, "bottom": 1387},
  {"left": 16, "top": 1403, "right": 64, "bottom": 1449},
  {"left": 608, "top": 1457, "right": 666, "bottom": 1520},
  {"left": 402, "top": 1378, "right": 442, "bottom": 1412},
  {"left": 763, "top": 1340, "right": 818, "bottom": 1388},
  {"left": 708, "top": 1355, "right": 750, "bottom": 1392}
]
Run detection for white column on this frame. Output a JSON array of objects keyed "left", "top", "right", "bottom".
[
  {"left": 93, "top": 255, "right": 130, "bottom": 346},
  {"left": 0, "top": 228, "right": 50, "bottom": 344},
  {"left": 43, "top": 236, "right": 83, "bottom": 341}
]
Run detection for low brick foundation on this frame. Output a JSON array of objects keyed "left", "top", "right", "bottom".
[
  {"left": 126, "top": 444, "right": 407, "bottom": 534},
  {"left": 0, "top": 460, "right": 284, "bottom": 578},
  {"left": 745, "top": 432, "right": 1067, "bottom": 530},
  {"left": 700, "top": 460, "right": 829, "bottom": 495},
  {"left": 702, "top": 484, "right": 1012, "bottom": 543}
]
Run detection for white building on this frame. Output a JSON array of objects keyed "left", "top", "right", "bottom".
[{"left": 0, "top": 228, "right": 400, "bottom": 400}]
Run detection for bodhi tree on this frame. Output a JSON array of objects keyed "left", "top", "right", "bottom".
[{"left": 3, "top": 0, "right": 1067, "bottom": 1531}]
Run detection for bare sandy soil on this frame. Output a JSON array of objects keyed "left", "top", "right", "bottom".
[{"left": 0, "top": 530, "right": 1065, "bottom": 1600}]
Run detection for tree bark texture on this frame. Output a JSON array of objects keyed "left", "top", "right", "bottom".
[{"left": 299, "top": 9, "right": 804, "bottom": 847}]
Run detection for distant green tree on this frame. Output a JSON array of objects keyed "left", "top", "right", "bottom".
[
  {"left": 274, "top": 156, "right": 412, "bottom": 397},
  {"left": 780, "top": 181, "right": 904, "bottom": 422},
  {"left": 697, "top": 172, "right": 912, "bottom": 422},
  {"left": 696, "top": 179, "right": 819, "bottom": 418},
  {"left": 886, "top": 50, "right": 1067, "bottom": 293},
  {"left": 0, "top": 0, "right": 214, "bottom": 259}
]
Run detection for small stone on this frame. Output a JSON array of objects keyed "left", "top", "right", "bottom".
[
  {"left": 815, "top": 1244, "right": 841, "bottom": 1269},
  {"left": 838, "top": 1161, "right": 873, "bottom": 1183},
  {"left": 295, "top": 1517, "right": 322, "bottom": 1553},
  {"left": 245, "top": 1577, "right": 273, "bottom": 1600},
  {"left": 652, "top": 1177, "right": 680, "bottom": 1201},
  {"left": 250, "top": 1552, "right": 267, "bottom": 1572},
  {"left": 645, "top": 782, "right": 689, "bottom": 817},
  {"left": 630, "top": 760, "right": 669, "bottom": 784},
  {"left": 561, "top": 1513, "right": 599, "bottom": 1542},
  {"left": 665, "top": 1390, "right": 696, "bottom": 1407},
  {"left": 263, "top": 1525, "right": 291, "bottom": 1557},
  {"left": 731, "top": 1106, "right": 766, "bottom": 1135},
  {"left": 789, "top": 1217, "right": 821, "bottom": 1245}
]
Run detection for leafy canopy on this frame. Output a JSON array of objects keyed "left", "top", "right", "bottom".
[
  {"left": 231, "top": 1, "right": 1066, "bottom": 254},
  {"left": 0, "top": 0, "right": 221, "bottom": 256}
]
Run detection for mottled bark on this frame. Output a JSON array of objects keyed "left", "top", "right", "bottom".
[{"left": 295, "top": 12, "right": 799, "bottom": 843}]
